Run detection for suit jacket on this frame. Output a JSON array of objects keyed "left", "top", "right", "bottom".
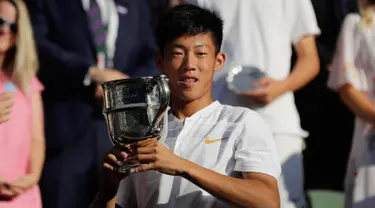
[{"left": 26, "top": 0, "right": 159, "bottom": 150}]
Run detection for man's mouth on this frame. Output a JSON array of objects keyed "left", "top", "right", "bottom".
[
  {"left": 178, "top": 76, "right": 198, "bottom": 87},
  {"left": 179, "top": 77, "right": 198, "bottom": 83}
]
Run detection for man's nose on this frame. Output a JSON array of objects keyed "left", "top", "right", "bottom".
[{"left": 182, "top": 52, "right": 198, "bottom": 71}]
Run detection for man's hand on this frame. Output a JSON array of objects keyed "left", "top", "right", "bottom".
[
  {"left": 241, "top": 77, "right": 289, "bottom": 105},
  {"left": 0, "top": 92, "right": 14, "bottom": 123},
  {"left": 125, "top": 138, "right": 188, "bottom": 176},
  {"left": 102, "top": 146, "right": 132, "bottom": 192},
  {"left": 89, "top": 67, "right": 129, "bottom": 84}
]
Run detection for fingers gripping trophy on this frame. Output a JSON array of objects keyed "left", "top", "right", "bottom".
[{"left": 101, "top": 75, "right": 170, "bottom": 173}]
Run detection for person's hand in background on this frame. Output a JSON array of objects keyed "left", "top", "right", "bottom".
[
  {"left": 0, "top": 176, "right": 23, "bottom": 200},
  {"left": 9, "top": 174, "right": 39, "bottom": 195},
  {"left": 89, "top": 67, "right": 129, "bottom": 84},
  {"left": 241, "top": 77, "right": 288, "bottom": 105},
  {"left": 95, "top": 84, "right": 104, "bottom": 100}
]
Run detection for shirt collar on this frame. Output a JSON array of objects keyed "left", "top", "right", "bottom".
[{"left": 168, "top": 101, "right": 221, "bottom": 123}]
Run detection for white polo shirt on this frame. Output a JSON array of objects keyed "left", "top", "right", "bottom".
[
  {"left": 116, "top": 101, "right": 281, "bottom": 208},
  {"left": 186, "top": 0, "right": 321, "bottom": 138}
]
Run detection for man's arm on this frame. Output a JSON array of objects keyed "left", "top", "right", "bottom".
[
  {"left": 183, "top": 162, "right": 279, "bottom": 208},
  {"left": 92, "top": 156, "right": 279, "bottom": 208},
  {"left": 284, "top": 36, "right": 320, "bottom": 92},
  {"left": 129, "top": 137, "right": 280, "bottom": 208},
  {"left": 130, "top": 111, "right": 281, "bottom": 208},
  {"left": 25, "top": 0, "right": 93, "bottom": 90}
]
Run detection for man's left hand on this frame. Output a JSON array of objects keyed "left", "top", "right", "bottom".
[
  {"left": 124, "top": 138, "right": 188, "bottom": 176},
  {"left": 241, "top": 77, "right": 289, "bottom": 105}
]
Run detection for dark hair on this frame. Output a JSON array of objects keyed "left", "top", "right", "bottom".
[{"left": 155, "top": 4, "right": 223, "bottom": 55}]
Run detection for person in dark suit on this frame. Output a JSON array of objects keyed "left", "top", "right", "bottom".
[{"left": 25, "top": 0, "right": 159, "bottom": 207}]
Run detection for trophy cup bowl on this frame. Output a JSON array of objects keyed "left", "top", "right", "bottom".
[{"left": 101, "top": 75, "right": 170, "bottom": 173}]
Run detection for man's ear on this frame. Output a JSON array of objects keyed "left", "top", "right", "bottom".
[
  {"left": 214, "top": 52, "right": 226, "bottom": 72},
  {"left": 155, "top": 52, "right": 165, "bottom": 74}
]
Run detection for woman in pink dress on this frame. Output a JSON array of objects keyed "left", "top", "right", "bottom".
[{"left": 0, "top": 0, "right": 45, "bottom": 207}]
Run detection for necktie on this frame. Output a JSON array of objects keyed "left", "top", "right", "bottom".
[{"left": 87, "top": 0, "right": 108, "bottom": 68}]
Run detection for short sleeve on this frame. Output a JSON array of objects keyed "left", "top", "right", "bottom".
[
  {"left": 234, "top": 112, "right": 281, "bottom": 179},
  {"left": 290, "top": 0, "right": 321, "bottom": 43},
  {"left": 327, "top": 14, "right": 368, "bottom": 91},
  {"left": 116, "top": 177, "right": 134, "bottom": 207},
  {"left": 31, "top": 76, "right": 44, "bottom": 93}
]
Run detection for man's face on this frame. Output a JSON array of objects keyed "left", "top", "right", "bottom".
[{"left": 156, "top": 33, "right": 225, "bottom": 102}]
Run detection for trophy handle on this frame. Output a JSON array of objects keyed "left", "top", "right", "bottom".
[{"left": 149, "top": 75, "right": 170, "bottom": 135}]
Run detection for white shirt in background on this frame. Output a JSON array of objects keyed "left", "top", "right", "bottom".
[{"left": 186, "top": 0, "right": 321, "bottom": 138}]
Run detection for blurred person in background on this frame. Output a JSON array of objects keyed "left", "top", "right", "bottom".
[
  {"left": 295, "top": 0, "right": 355, "bottom": 192},
  {"left": 184, "top": 0, "right": 320, "bottom": 208},
  {"left": 25, "top": 0, "right": 158, "bottom": 207},
  {"left": 328, "top": 0, "right": 375, "bottom": 207},
  {"left": 0, "top": 0, "right": 45, "bottom": 207}
]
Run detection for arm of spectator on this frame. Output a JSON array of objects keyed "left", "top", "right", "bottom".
[
  {"left": 339, "top": 84, "right": 375, "bottom": 124},
  {"left": 26, "top": 0, "right": 94, "bottom": 90},
  {"left": 286, "top": 0, "right": 321, "bottom": 92},
  {"left": 27, "top": 82, "right": 45, "bottom": 184},
  {"left": 9, "top": 78, "right": 45, "bottom": 194},
  {"left": 328, "top": 14, "right": 375, "bottom": 123},
  {"left": 285, "top": 36, "right": 320, "bottom": 92}
]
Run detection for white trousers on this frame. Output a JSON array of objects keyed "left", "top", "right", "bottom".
[{"left": 274, "top": 134, "right": 307, "bottom": 208}]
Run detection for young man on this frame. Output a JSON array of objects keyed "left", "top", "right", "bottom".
[
  {"left": 90, "top": 4, "right": 281, "bottom": 208},
  {"left": 183, "top": 1, "right": 320, "bottom": 207}
]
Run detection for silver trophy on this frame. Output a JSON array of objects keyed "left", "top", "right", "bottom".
[
  {"left": 226, "top": 65, "right": 266, "bottom": 94},
  {"left": 102, "top": 75, "right": 170, "bottom": 173}
]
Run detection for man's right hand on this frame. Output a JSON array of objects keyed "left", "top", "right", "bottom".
[
  {"left": 0, "top": 92, "right": 14, "bottom": 124},
  {"left": 89, "top": 67, "right": 129, "bottom": 84}
]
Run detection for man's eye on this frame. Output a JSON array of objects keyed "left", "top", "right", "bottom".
[
  {"left": 197, "top": 52, "right": 207, "bottom": 56},
  {"left": 172, "top": 52, "right": 183, "bottom": 56}
]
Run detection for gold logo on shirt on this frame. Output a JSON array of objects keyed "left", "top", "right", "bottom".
[{"left": 204, "top": 137, "right": 223, "bottom": 144}]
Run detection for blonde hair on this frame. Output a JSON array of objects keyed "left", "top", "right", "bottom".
[
  {"left": 2, "top": 0, "right": 38, "bottom": 93},
  {"left": 358, "top": 0, "right": 375, "bottom": 28}
]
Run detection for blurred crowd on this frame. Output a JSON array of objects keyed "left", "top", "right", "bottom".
[{"left": 0, "top": 0, "right": 374, "bottom": 207}]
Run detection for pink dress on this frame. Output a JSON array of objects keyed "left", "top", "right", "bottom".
[{"left": 0, "top": 73, "right": 44, "bottom": 208}]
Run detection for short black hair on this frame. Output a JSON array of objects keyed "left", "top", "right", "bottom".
[{"left": 155, "top": 4, "right": 223, "bottom": 55}]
